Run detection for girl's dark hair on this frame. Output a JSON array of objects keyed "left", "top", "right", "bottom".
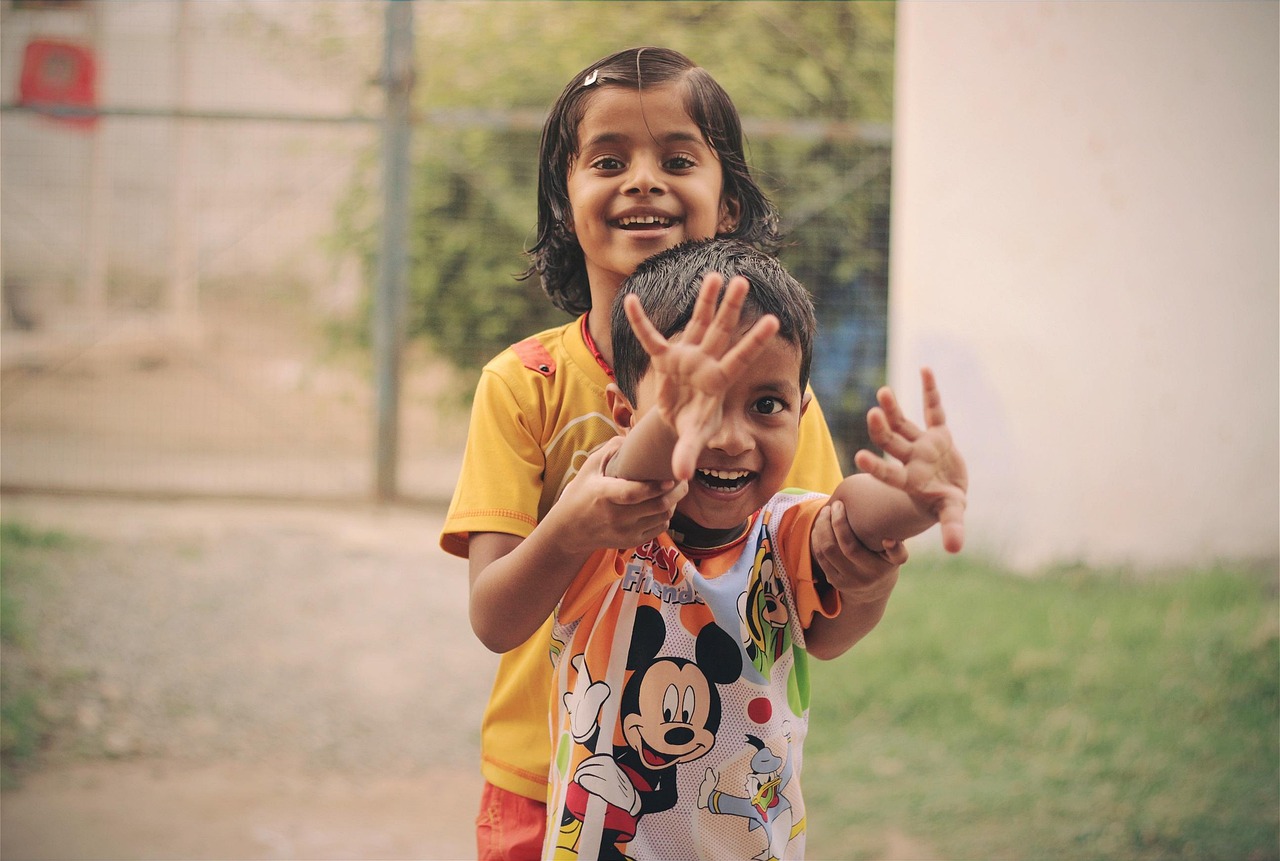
[
  {"left": 523, "top": 47, "right": 782, "bottom": 316},
  {"left": 611, "top": 238, "right": 815, "bottom": 404}
]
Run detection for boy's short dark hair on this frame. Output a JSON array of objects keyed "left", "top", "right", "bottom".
[
  {"left": 611, "top": 238, "right": 816, "bottom": 404},
  {"left": 523, "top": 47, "right": 782, "bottom": 316}
]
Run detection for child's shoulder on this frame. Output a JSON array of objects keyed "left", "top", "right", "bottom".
[
  {"left": 483, "top": 319, "right": 575, "bottom": 375},
  {"left": 481, "top": 316, "right": 607, "bottom": 391},
  {"left": 769, "top": 487, "right": 829, "bottom": 507},
  {"left": 761, "top": 489, "right": 828, "bottom": 542}
]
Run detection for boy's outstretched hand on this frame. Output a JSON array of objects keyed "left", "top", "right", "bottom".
[
  {"left": 623, "top": 272, "right": 779, "bottom": 481},
  {"left": 853, "top": 368, "right": 968, "bottom": 553}
]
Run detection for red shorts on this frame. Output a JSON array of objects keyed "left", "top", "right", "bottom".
[{"left": 476, "top": 780, "right": 547, "bottom": 861}]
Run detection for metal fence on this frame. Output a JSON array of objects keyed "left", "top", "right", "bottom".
[{"left": 1, "top": 0, "right": 892, "bottom": 504}]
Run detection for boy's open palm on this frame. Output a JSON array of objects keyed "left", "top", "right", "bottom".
[
  {"left": 623, "top": 273, "right": 779, "bottom": 481},
  {"left": 854, "top": 368, "right": 968, "bottom": 553}
]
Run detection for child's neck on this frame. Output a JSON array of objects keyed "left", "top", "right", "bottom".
[
  {"left": 585, "top": 273, "right": 626, "bottom": 369},
  {"left": 586, "top": 307, "right": 613, "bottom": 370},
  {"left": 668, "top": 511, "right": 751, "bottom": 552}
]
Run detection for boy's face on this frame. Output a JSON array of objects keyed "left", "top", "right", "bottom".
[
  {"left": 623, "top": 326, "right": 807, "bottom": 533},
  {"left": 566, "top": 84, "right": 739, "bottom": 299}
]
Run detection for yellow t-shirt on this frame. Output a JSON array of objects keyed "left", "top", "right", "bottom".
[{"left": 441, "top": 315, "right": 844, "bottom": 801}]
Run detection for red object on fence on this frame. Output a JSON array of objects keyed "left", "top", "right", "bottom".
[{"left": 18, "top": 38, "right": 98, "bottom": 130}]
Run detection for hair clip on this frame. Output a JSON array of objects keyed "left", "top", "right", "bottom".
[{"left": 583, "top": 69, "right": 601, "bottom": 87}]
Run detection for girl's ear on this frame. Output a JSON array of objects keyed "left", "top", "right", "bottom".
[
  {"left": 606, "top": 383, "right": 638, "bottom": 430},
  {"left": 717, "top": 195, "right": 742, "bottom": 234}
]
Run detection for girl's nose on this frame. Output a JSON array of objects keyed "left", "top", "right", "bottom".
[{"left": 624, "top": 157, "right": 666, "bottom": 196}]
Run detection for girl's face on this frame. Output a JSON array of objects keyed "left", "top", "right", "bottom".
[{"left": 566, "top": 83, "right": 739, "bottom": 300}]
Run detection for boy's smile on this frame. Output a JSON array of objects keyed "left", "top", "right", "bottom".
[{"left": 566, "top": 83, "right": 738, "bottom": 301}]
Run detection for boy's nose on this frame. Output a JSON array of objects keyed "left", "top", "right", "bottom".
[{"left": 708, "top": 413, "right": 753, "bottom": 456}]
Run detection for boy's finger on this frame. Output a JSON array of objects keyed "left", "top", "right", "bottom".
[
  {"left": 704, "top": 275, "right": 750, "bottom": 357},
  {"left": 920, "top": 367, "right": 948, "bottom": 429},
  {"left": 876, "top": 386, "right": 923, "bottom": 442},
  {"left": 938, "top": 498, "right": 966, "bottom": 553},
  {"left": 854, "top": 448, "right": 906, "bottom": 489},
  {"left": 719, "top": 313, "right": 779, "bottom": 377},
  {"left": 624, "top": 294, "right": 669, "bottom": 358},
  {"left": 671, "top": 439, "right": 700, "bottom": 482},
  {"left": 865, "top": 407, "right": 914, "bottom": 464},
  {"left": 683, "top": 272, "right": 722, "bottom": 345}
]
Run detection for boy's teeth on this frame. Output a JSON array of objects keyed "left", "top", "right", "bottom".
[{"left": 699, "top": 469, "right": 749, "bottom": 480}]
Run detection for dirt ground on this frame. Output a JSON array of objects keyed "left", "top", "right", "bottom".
[{"left": 0, "top": 494, "right": 494, "bottom": 860}]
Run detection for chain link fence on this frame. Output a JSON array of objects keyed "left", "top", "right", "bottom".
[{"left": 1, "top": 0, "right": 892, "bottom": 502}]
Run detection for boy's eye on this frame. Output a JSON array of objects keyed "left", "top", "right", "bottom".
[{"left": 754, "top": 397, "right": 787, "bottom": 416}]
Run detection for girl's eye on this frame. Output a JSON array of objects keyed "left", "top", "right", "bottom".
[
  {"left": 754, "top": 397, "right": 787, "bottom": 416},
  {"left": 591, "top": 156, "right": 624, "bottom": 171},
  {"left": 665, "top": 155, "right": 696, "bottom": 170}
]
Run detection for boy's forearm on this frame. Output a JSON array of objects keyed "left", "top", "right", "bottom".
[
  {"left": 805, "top": 579, "right": 894, "bottom": 660},
  {"left": 605, "top": 410, "right": 679, "bottom": 482},
  {"left": 833, "top": 473, "right": 936, "bottom": 551}
]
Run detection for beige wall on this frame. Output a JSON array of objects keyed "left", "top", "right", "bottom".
[{"left": 890, "top": 1, "right": 1278, "bottom": 569}]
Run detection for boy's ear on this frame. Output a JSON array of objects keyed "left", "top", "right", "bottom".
[
  {"left": 799, "top": 389, "right": 813, "bottom": 418},
  {"left": 717, "top": 195, "right": 741, "bottom": 234},
  {"left": 606, "top": 383, "right": 637, "bottom": 430}
]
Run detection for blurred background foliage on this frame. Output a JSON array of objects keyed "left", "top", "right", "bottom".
[{"left": 335, "top": 1, "right": 895, "bottom": 465}]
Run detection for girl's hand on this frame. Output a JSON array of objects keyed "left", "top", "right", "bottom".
[
  {"left": 853, "top": 367, "right": 968, "bottom": 553},
  {"left": 553, "top": 437, "right": 687, "bottom": 552},
  {"left": 623, "top": 272, "right": 779, "bottom": 480},
  {"left": 811, "top": 500, "right": 908, "bottom": 603}
]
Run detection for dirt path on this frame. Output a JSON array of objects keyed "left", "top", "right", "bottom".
[{"left": 1, "top": 493, "right": 497, "bottom": 860}]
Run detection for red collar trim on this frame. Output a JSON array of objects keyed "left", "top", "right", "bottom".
[{"left": 580, "top": 314, "right": 615, "bottom": 380}]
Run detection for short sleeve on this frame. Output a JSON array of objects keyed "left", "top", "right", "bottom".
[
  {"left": 439, "top": 366, "right": 547, "bottom": 558},
  {"left": 774, "top": 495, "right": 842, "bottom": 629}
]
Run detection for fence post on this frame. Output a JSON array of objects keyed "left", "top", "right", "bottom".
[
  {"left": 168, "top": 0, "right": 198, "bottom": 332},
  {"left": 373, "top": 0, "right": 414, "bottom": 501}
]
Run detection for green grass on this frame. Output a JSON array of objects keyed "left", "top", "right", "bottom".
[
  {"left": 1, "top": 520, "right": 75, "bottom": 787},
  {"left": 803, "top": 556, "right": 1279, "bottom": 861}
]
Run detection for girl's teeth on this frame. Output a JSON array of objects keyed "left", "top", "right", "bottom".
[{"left": 618, "top": 215, "right": 671, "bottom": 226}]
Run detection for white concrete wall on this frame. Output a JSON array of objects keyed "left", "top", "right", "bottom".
[
  {"left": 890, "top": 1, "right": 1278, "bottom": 570},
  {"left": 1, "top": 1, "right": 378, "bottom": 303}
]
